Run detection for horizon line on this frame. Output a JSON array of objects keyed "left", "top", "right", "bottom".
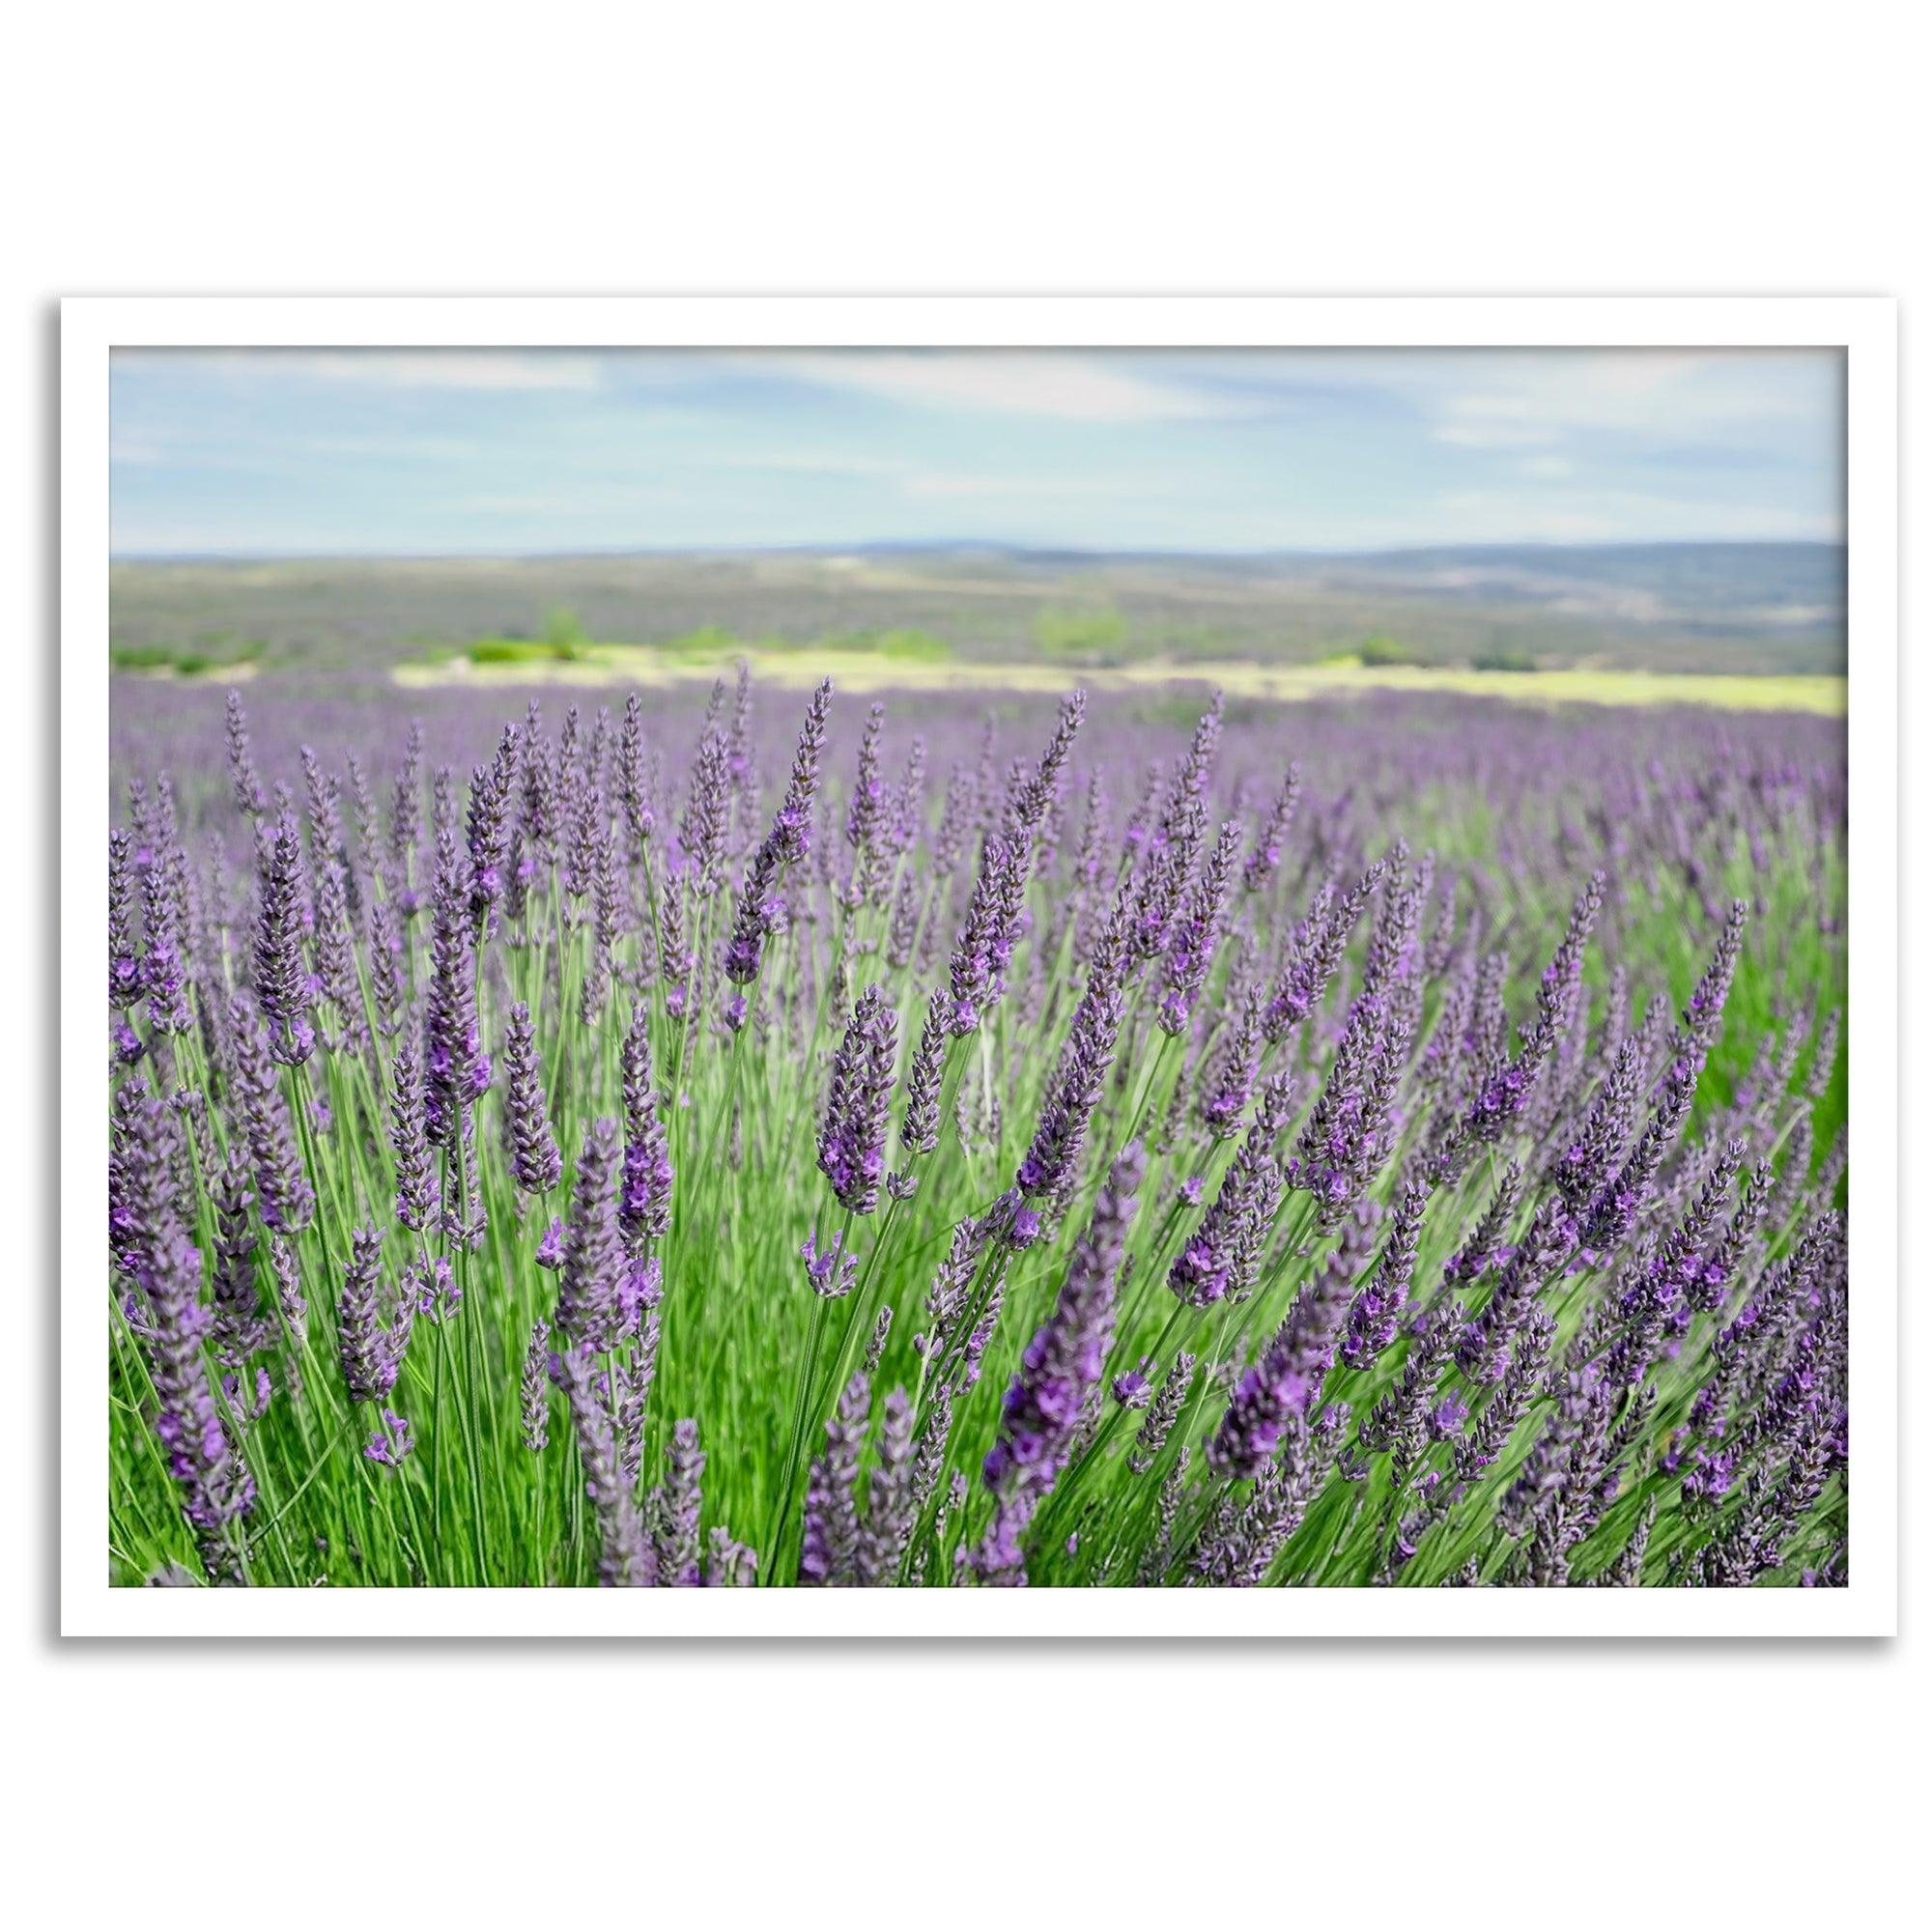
[{"left": 108, "top": 534, "right": 1849, "bottom": 568}]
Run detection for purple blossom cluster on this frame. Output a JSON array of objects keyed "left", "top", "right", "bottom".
[{"left": 104, "top": 669, "right": 1850, "bottom": 1592}]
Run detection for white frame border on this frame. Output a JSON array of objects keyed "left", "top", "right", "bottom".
[{"left": 61, "top": 297, "right": 1898, "bottom": 1637}]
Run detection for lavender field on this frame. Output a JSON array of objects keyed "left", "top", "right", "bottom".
[{"left": 106, "top": 672, "right": 1849, "bottom": 1589}]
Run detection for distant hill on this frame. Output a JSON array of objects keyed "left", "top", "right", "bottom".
[
  {"left": 107, "top": 541, "right": 1846, "bottom": 680},
  {"left": 1259, "top": 542, "right": 1845, "bottom": 636}
]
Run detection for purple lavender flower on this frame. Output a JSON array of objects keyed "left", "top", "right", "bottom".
[
  {"left": 863, "top": 1304, "right": 894, "bottom": 1377},
  {"left": 578, "top": 816, "right": 622, "bottom": 1025},
  {"left": 1130, "top": 691, "right": 1222, "bottom": 963},
  {"left": 466, "top": 724, "right": 521, "bottom": 933},
  {"left": 1199, "top": 985, "right": 1265, "bottom": 1138},
  {"left": 412, "top": 1254, "right": 461, "bottom": 1323},
  {"left": 656, "top": 1420, "right": 706, "bottom": 1586},
  {"left": 844, "top": 701, "right": 888, "bottom": 895},
  {"left": 500, "top": 1001, "right": 562, "bottom": 1196},
  {"left": 724, "top": 678, "right": 832, "bottom": 983},
  {"left": 617, "top": 690, "right": 654, "bottom": 851},
  {"left": 112, "top": 1090, "right": 255, "bottom": 1576},
  {"left": 801, "top": 1226, "right": 861, "bottom": 1298},
  {"left": 1356, "top": 1295, "right": 1458, "bottom": 1472},
  {"left": 619, "top": 1007, "right": 673, "bottom": 1246},
  {"left": 208, "top": 1152, "right": 271, "bottom": 1365},
  {"left": 387, "top": 1035, "right": 436, "bottom": 1234},
  {"left": 556, "top": 1118, "right": 624, "bottom": 1350},
  {"left": 535, "top": 1216, "right": 566, "bottom": 1270},
  {"left": 947, "top": 833, "right": 1022, "bottom": 1035},
  {"left": 252, "top": 796, "right": 314, "bottom": 1065},
  {"left": 801, "top": 1372, "right": 869, "bottom": 1586},
  {"left": 1207, "top": 1245, "right": 1357, "bottom": 1480},
  {"left": 1338, "top": 1179, "right": 1429, "bottom": 1372},
  {"left": 1292, "top": 980, "right": 1417, "bottom": 1224},
  {"left": 1264, "top": 862, "right": 1378, "bottom": 1043},
  {"left": 677, "top": 728, "right": 731, "bottom": 902},
  {"left": 422, "top": 828, "right": 491, "bottom": 1143},
  {"left": 982, "top": 1139, "right": 1147, "bottom": 1509},
  {"left": 817, "top": 984, "right": 898, "bottom": 1216},
  {"left": 108, "top": 829, "right": 143, "bottom": 1009},
  {"left": 551, "top": 1343, "right": 654, "bottom": 1586},
  {"left": 385, "top": 718, "right": 424, "bottom": 889},
  {"left": 1454, "top": 873, "right": 1605, "bottom": 1161},
  {"left": 1170, "top": 1073, "right": 1294, "bottom": 1306},
  {"left": 227, "top": 995, "right": 315, "bottom": 1235},
  {"left": 138, "top": 832, "right": 194, "bottom": 1037},
  {"left": 1014, "top": 934, "right": 1126, "bottom": 1211},
  {"left": 1241, "top": 763, "right": 1301, "bottom": 894},
  {"left": 913, "top": 1216, "right": 982, "bottom": 1367},
  {"left": 338, "top": 1228, "right": 413, "bottom": 1404},
  {"left": 225, "top": 689, "right": 265, "bottom": 819},
  {"left": 364, "top": 1409, "right": 416, "bottom": 1466},
  {"left": 859, "top": 1386, "right": 917, "bottom": 1585},
  {"left": 520, "top": 1319, "right": 551, "bottom": 1452},
  {"left": 1580, "top": 900, "right": 1747, "bottom": 1254},
  {"left": 1455, "top": 1313, "right": 1555, "bottom": 1484},
  {"left": 895, "top": 989, "right": 948, "bottom": 1171},
  {"left": 1007, "top": 689, "right": 1086, "bottom": 846},
  {"left": 1156, "top": 819, "right": 1239, "bottom": 1035},
  {"left": 366, "top": 893, "right": 406, "bottom": 1038}
]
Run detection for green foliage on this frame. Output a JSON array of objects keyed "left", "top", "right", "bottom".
[
  {"left": 542, "top": 605, "right": 588, "bottom": 654},
  {"left": 1035, "top": 604, "right": 1128, "bottom": 660},
  {"left": 1353, "top": 634, "right": 1431, "bottom": 668},
  {"left": 462, "top": 609, "right": 590, "bottom": 663},
  {"left": 1470, "top": 646, "right": 1540, "bottom": 672},
  {"left": 869, "top": 628, "right": 952, "bottom": 663},
  {"left": 467, "top": 623, "right": 958, "bottom": 668},
  {"left": 109, "top": 638, "right": 266, "bottom": 675},
  {"left": 656, "top": 625, "right": 747, "bottom": 657},
  {"left": 109, "top": 643, "right": 180, "bottom": 670},
  {"left": 469, "top": 637, "right": 585, "bottom": 666}
]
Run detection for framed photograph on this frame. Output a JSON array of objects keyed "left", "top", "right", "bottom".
[{"left": 62, "top": 297, "right": 1897, "bottom": 1636}]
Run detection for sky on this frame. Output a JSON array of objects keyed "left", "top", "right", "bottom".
[{"left": 108, "top": 347, "right": 1845, "bottom": 557}]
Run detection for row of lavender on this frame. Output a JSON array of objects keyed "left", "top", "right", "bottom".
[{"left": 105, "top": 671, "right": 1849, "bottom": 1587}]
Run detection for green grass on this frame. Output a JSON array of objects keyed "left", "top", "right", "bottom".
[
  {"left": 468, "top": 637, "right": 587, "bottom": 666},
  {"left": 1036, "top": 604, "right": 1129, "bottom": 660},
  {"left": 1347, "top": 634, "right": 1433, "bottom": 668},
  {"left": 110, "top": 638, "right": 267, "bottom": 676}
]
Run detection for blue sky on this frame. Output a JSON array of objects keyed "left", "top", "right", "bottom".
[{"left": 109, "top": 347, "right": 1844, "bottom": 556}]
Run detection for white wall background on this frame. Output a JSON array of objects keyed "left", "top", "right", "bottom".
[{"left": 4, "top": 8, "right": 1920, "bottom": 1926}]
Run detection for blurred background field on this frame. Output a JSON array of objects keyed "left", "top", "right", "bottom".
[
  {"left": 109, "top": 541, "right": 1847, "bottom": 716},
  {"left": 108, "top": 348, "right": 1848, "bottom": 722}
]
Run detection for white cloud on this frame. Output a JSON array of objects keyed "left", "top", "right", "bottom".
[
  {"left": 697, "top": 447, "right": 1150, "bottom": 501},
  {"left": 107, "top": 345, "right": 1843, "bottom": 554},
  {"left": 1418, "top": 350, "right": 1836, "bottom": 448},
  {"left": 734, "top": 350, "right": 1247, "bottom": 423},
  {"left": 705, "top": 448, "right": 912, "bottom": 479},
  {"left": 115, "top": 349, "right": 605, "bottom": 392},
  {"left": 899, "top": 469, "right": 1151, "bottom": 500},
  {"left": 1433, "top": 420, "right": 1561, "bottom": 450}
]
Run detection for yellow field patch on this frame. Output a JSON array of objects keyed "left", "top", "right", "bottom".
[{"left": 391, "top": 644, "right": 1847, "bottom": 716}]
